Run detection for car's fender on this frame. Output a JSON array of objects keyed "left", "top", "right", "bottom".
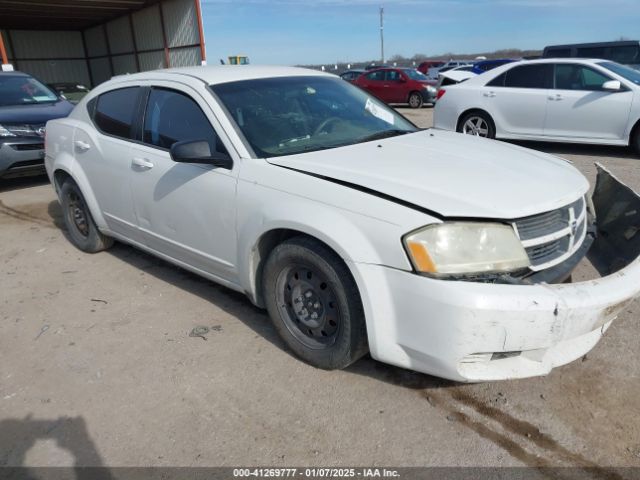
[{"left": 46, "top": 119, "right": 110, "bottom": 231}]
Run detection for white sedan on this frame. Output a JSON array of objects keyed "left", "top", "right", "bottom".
[
  {"left": 434, "top": 58, "right": 640, "bottom": 154},
  {"left": 45, "top": 66, "right": 640, "bottom": 382}
]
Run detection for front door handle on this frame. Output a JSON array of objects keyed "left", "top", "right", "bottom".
[
  {"left": 548, "top": 94, "right": 563, "bottom": 101},
  {"left": 131, "top": 157, "right": 154, "bottom": 170},
  {"left": 74, "top": 140, "right": 91, "bottom": 152},
  {"left": 483, "top": 91, "right": 496, "bottom": 98}
]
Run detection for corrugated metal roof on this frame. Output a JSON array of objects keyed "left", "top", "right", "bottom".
[{"left": 0, "top": 0, "right": 162, "bottom": 30}]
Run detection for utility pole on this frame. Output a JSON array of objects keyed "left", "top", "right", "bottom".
[{"left": 379, "top": 6, "right": 384, "bottom": 64}]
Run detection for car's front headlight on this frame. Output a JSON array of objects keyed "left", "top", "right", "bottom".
[
  {"left": 0, "top": 125, "right": 16, "bottom": 137},
  {"left": 404, "top": 222, "right": 530, "bottom": 276},
  {"left": 423, "top": 85, "right": 436, "bottom": 94}
]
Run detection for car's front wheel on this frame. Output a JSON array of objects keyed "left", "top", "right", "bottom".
[
  {"left": 458, "top": 111, "right": 495, "bottom": 139},
  {"left": 262, "top": 236, "right": 368, "bottom": 370},
  {"left": 59, "top": 178, "right": 113, "bottom": 253},
  {"left": 408, "top": 91, "right": 423, "bottom": 109}
]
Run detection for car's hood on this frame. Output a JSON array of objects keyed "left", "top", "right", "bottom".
[
  {"left": 266, "top": 129, "right": 589, "bottom": 219},
  {"left": 0, "top": 100, "right": 74, "bottom": 124}
]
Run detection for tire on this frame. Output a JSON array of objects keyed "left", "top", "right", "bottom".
[
  {"left": 632, "top": 124, "right": 640, "bottom": 156},
  {"left": 408, "top": 91, "right": 424, "bottom": 109},
  {"left": 262, "top": 236, "right": 368, "bottom": 370},
  {"left": 59, "top": 178, "right": 113, "bottom": 253},
  {"left": 457, "top": 111, "right": 496, "bottom": 139}
]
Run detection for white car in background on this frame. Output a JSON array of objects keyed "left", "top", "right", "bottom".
[
  {"left": 427, "top": 60, "right": 473, "bottom": 80},
  {"left": 434, "top": 58, "right": 640, "bottom": 154},
  {"left": 436, "top": 66, "right": 477, "bottom": 93},
  {"left": 44, "top": 66, "right": 640, "bottom": 382}
]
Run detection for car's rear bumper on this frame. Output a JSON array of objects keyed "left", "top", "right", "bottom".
[
  {"left": 352, "top": 164, "right": 640, "bottom": 382},
  {"left": 0, "top": 139, "right": 46, "bottom": 178}
]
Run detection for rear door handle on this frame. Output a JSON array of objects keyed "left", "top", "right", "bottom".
[
  {"left": 74, "top": 140, "right": 91, "bottom": 152},
  {"left": 131, "top": 157, "right": 154, "bottom": 170},
  {"left": 548, "top": 94, "right": 563, "bottom": 101},
  {"left": 483, "top": 91, "right": 496, "bottom": 98}
]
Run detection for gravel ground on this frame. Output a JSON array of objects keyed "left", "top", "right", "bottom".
[{"left": 1, "top": 107, "right": 639, "bottom": 474}]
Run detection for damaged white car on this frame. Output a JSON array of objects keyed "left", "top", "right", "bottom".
[{"left": 44, "top": 66, "right": 640, "bottom": 382}]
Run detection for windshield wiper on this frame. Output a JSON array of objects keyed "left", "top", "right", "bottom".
[{"left": 355, "top": 129, "right": 412, "bottom": 144}]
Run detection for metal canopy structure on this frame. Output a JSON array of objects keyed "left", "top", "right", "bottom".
[
  {"left": 0, "top": 0, "right": 163, "bottom": 31},
  {"left": 0, "top": 0, "right": 207, "bottom": 86}
]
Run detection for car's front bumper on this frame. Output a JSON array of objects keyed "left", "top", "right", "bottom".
[
  {"left": 0, "top": 138, "right": 46, "bottom": 178},
  {"left": 352, "top": 164, "right": 640, "bottom": 382}
]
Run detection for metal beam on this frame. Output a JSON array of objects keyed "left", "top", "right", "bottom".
[
  {"left": 127, "top": 13, "right": 140, "bottom": 71},
  {"left": 194, "top": 0, "right": 206, "bottom": 64},
  {"left": 157, "top": 2, "right": 170, "bottom": 68},
  {"left": 0, "top": 30, "right": 9, "bottom": 64},
  {"left": 81, "top": 29, "right": 95, "bottom": 87}
]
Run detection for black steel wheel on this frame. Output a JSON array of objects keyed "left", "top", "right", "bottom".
[
  {"left": 60, "top": 178, "right": 113, "bottom": 253},
  {"left": 263, "top": 236, "right": 368, "bottom": 369}
]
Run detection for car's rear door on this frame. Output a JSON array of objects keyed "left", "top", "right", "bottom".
[
  {"left": 543, "top": 63, "right": 633, "bottom": 140},
  {"left": 358, "top": 70, "right": 388, "bottom": 102},
  {"left": 127, "top": 84, "right": 239, "bottom": 281},
  {"left": 483, "top": 63, "right": 553, "bottom": 136},
  {"left": 74, "top": 86, "right": 143, "bottom": 241}
]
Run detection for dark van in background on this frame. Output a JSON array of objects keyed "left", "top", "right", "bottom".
[{"left": 543, "top": 40, "right": 640, "bottom": 69}]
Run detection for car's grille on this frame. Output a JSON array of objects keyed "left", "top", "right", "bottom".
[
  {"left": 10, "top": 143, "right": 44, "bottom": 151},
  {"left": 4, "top": 124, "right": 46, "bottom": 138},
  {"left": 513, "top": 197, "right": 587, "bottom": 270}
]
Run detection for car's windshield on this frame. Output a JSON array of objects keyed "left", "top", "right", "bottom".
[
  {"left": 599, "top": 61, "right": 640, "bottom": 85},
  {"left": 0, "top": 75, "right": 59, "bottom": 107},
  {"left": 403, "top": 69, "right": 429, "bottom": 81},
  {"left": 210, "top": 76, "right": 417, "bottom": 157}
]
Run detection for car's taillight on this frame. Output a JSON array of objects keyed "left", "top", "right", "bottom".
[{"left": 436, "top": 89, "right": 446, "bottom": 100}]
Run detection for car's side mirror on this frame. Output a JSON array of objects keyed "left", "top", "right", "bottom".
[
  {"left": 602, "top": 80, "right": 622, "bottom": 92},
  {"left": 170, "top": 140, "right": 233, "bottom": 169},
  {"left": 398, "top": 77, "right": 407, "bottom": 83}
]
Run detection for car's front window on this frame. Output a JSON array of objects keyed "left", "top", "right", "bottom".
[
  {"left": 0, "top": 75, "right": 58, "bottom": 107},
  {"left": 403, "top": 69, "right": 428, "bottom": 81},
  {"left": 599, "top": 61, "right": 640, "bottom": 85},
  {"left": 210, "top": 76, "right": 417, "bottom": 158}
]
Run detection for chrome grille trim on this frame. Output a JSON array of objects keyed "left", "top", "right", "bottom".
[{"left": 513, "top": 197, "right": 587, "bottom": 271}]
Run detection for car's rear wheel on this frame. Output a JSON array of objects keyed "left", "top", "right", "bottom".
[
  {"left": 60, "top": 178, "right": 113, "bottom": 253},
  {"left": 262, "top": 236, "right": 368, "bottom": 370},
  {"left": 458, "top": 111, "right": 495, "bottom": 139},
  {"left": 408, "top": 91, "right": 423, "bottom": 109}
]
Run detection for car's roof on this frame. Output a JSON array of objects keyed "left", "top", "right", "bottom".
[
  {"left": 113, "top": 65, "right": 332, "bottom": 85},
  {"left": 0, "top": 70, "right": 29, "bottom": 77},
  {"left": 516, "top": 58, "right": 606, "bottom": 65}
]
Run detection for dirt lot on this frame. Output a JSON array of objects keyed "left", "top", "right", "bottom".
[{"left": 1, "top": 108, "right": 639, "bottom": 473}]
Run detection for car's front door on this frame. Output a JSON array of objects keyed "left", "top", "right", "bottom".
[
  {"left": 384, "top": 69, "right": 408, "bottom": 103},
  {"left": 543, "top": 63, "right": 633, "bottom": 140},
  {"left": 128, "top": 85, "right": 239, "bottom": 281},
  {"left": 483, "top": 63, "right": 553, "bottom": 136}
]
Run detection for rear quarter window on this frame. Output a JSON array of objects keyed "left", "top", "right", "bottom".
[{"left": 93, "top": 87, "right": 140, "bottom": 139}]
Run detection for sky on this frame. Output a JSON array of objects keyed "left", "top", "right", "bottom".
[{"left": 200, "top": 0, "right": 640, "bottom": 66}]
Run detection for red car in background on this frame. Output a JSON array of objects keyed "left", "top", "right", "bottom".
[{"left": 353, "top": 67, "right": 437, "bottom": 108}]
